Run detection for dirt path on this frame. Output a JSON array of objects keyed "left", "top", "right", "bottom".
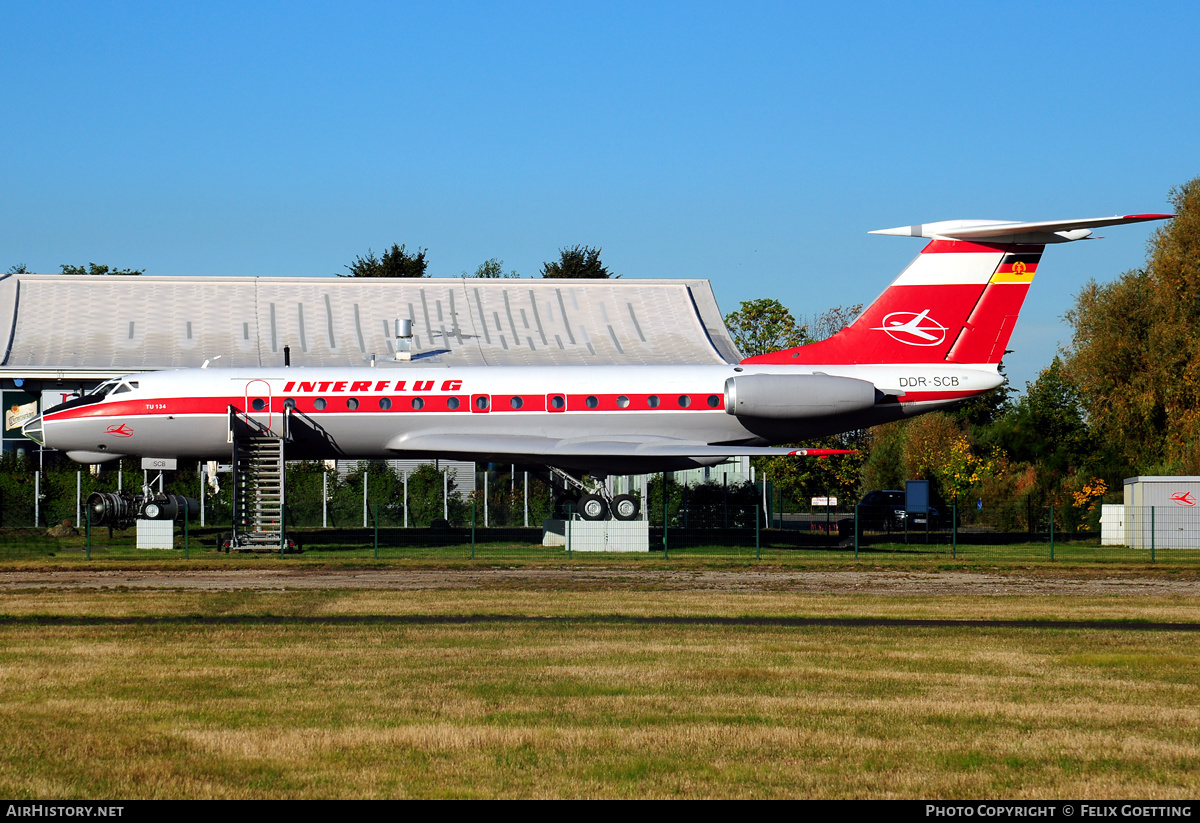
[{"left": 3, "top": 567, "right": 1200, "bottom": 596}]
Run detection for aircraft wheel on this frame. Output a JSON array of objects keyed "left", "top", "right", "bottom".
[
  {"left": 553, "top": 493, "right": 580, "bottom": 519},
  {"left": 611, "top": 494, "right": 640, "bottom": 521},
  {"left": 579, "top": 494, "right": 609, "bottom": 521}
]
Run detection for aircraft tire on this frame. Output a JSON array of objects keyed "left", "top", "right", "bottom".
[
  {"left": 579, "top": 494, "right": 609, "bottom": 521},
  {"left": 611, "top": 494, "right": 640, "bottom": 521}
]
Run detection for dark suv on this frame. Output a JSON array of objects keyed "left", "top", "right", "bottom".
[{"left": 857, "top": 490, "right": 938, "bottom": 531}]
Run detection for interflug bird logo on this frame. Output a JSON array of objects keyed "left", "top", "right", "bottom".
[
  {"left": 873, "top": 309, "right": 948, "bottom": 347},
  {"left": 105, "top": 423, "right": 134, "bottom": 438},
  {"left": 1171, "top": 491, "right": 1195, "bottom": 507}
]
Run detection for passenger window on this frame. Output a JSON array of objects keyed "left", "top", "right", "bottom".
[
  {"left": 586, "top": 396, "right": 599, "bottom": 409},
  {"left": 314, "top": 398, "right": 327, "bottom": 411},
  {"left": 707, "top": 395, "right": 720, "bottom": 408},
  {"left": 617, "top": 396, "right": 629, "bottom": 408},
  {"left": 510, "top": 397, "right": 523, "bottom": 409},
  {"left": 411, "top": 397, "right": 424, "bottom": 410},
  {"left": 647, "top": 396, "right": 660, "bottom": 408},
  {"left": 475, "top": 396, "right": 489, "bottom": 411},
  {"left": 447, "top": 397, "right": 460, "bottom": 410},
  {"left": 347, "top": 398, "right": 359, "bottom": 410},
  {"left": 251, "top": 398, "right": 266, "bottom": 411},
  {"left": 678, "top": 395, "right": 691, "bottom": 408},
  {"left": 379, "top": 397, "right": 392, "bottom": 410},
  {"left": 551, "top": 395, "right": 565, "bottom": 410}
]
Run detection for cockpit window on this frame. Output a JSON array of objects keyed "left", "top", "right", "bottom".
[{"left": 111, "top": 383, "right": 131, "bottom": 395}]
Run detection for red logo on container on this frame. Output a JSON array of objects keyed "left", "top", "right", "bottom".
[
  {"left": 1171, "top": 492, "right": 1195, "bottom": 507},
  {"left": 105, "top": 423, "right": 134, "bottom": 438}
]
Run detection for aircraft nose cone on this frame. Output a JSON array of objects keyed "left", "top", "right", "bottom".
[{"left": 21, "top": 414, "right": 45, "bottom": 446}]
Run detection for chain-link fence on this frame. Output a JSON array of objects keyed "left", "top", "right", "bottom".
[{"left": 4, "top": 457, "right": 1200, "bottom": 563}]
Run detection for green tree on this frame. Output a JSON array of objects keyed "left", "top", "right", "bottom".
[
  {"left": 541, "top": 245, "right": 611, "bottom": 278},
  {"left": 1063, "top": 177, "right": 1200, "bottom": 474},
  {"left": 342, "top": 243, "right": 428, "bottom": 277},
  {"left": 723, "top": 298, "right": 809, "bottom": 357},
  {"left": 6, "top": 264, "right": 28, "bottom": 274},
  {"left": 469, "top": 258, "right": 520, "bottom": 278},
  {"left": 60, "top": 263, "right": 143, "bottom": 275}
]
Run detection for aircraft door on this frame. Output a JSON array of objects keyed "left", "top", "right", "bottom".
[{"left": 244, "top": 380, "right": 273, "bottom": 432}]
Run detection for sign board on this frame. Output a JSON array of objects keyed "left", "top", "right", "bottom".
[
  {"left": 905, "top": 479, "right": 930, "bottom": 514},
  {"left": 142, "top": 457, "right": 178, "bottom": 471},
  {"left": 810, "top": 496, "right": 838, "bottom": 507}
]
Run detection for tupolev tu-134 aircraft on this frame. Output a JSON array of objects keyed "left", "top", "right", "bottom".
[{"left": 24, "top": 212, "right": 1171, "bottom": 519}]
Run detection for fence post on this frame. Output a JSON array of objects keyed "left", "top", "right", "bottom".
[
  {"left": 484, "top": 471, "right": 489, "bottom": 528},
  {"left": 1151, "top": 506, "right": 1156, "bottom": 562},
  {"left": 85, "top": 508, "right": 91, "bottom": 560},
  {"left": 523, "top": 471, "right": 529, "bottom": 527},
  {"left": 323, "top": 470, "right": 328, "bottom": 528},
  {"left": 854, "top": 504, "right": 859, "bottom": 560},
  {"left": 755, "top": 504, "right": 760, "bottom": 560},
  {"left": 471, "top": 501, "right": 476, "bottom": 559},
  {"left": 952, "top": 503, "right": 957, "bottom": 560},
  {"left": 34, "top": 471, "right": 39, "bottom": 528},
  {"left": 76, "top": 470, "right": 81, "bottom": 529},
  {"left": 662, "top": 473, "right": 669, "bottom": 559},
  {"left": 443, "top": 468, "right": 449, "bottom": 521},
  {"left": 566, "top": 503, "right": 572, "bottom": 559},
  {"left": 372, "top": 503, "right": 378, "bottom": 559},
  {"left": 363, "top": 471, "right": 369, "bottom": 528},
  {"left": 403, "top": 470, "right": 408, "bottom": 528},
  {"left": 1049, "top": 504, "right": 1055, "bottom": 560},
  {"left": 184, "top": 500, "right": 189, "bottom": 560}
]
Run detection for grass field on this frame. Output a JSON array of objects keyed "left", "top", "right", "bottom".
[{"left": 2, "top": 575, "right": 1199, "bottom": 798}]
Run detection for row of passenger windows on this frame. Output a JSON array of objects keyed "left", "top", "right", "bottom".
[{"left": 250, "top": 394, "right": 723, "bottom": 412}]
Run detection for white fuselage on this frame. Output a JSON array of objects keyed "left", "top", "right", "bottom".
[{"left": 33, "top": 361, "right": 1000, "bottom": 472}]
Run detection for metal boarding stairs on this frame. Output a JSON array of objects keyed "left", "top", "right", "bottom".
[{"left": 227, "top": 406, "right": 292, "bottom": 551}]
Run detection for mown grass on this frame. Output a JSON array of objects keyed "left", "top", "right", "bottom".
[{"left": 1, "top": 587, "right": 1199, "bottom": 798}]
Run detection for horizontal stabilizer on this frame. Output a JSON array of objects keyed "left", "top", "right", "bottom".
[{"left": 870, "top": 214, "right": 1173, "bottom": 244}]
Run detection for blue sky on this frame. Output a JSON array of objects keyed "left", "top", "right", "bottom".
[{"left": 2, "top": 1, "right": 1195, "bottom": 390}]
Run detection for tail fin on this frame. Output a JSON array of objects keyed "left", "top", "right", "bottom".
[{"left": 742, "top": 214, "right": 1172, "bottom": 367}]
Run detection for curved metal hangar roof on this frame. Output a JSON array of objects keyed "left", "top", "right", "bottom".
[{"left": 0, "top": 274, "right": 741, "bottom": 380}]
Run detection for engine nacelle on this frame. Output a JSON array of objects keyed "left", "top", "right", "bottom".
[{"left": 724, "top": 374, "right": 878, "bottom": 419}]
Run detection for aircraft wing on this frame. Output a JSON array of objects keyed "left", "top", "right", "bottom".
[{"left": 386, "top": 432, "right": 851, "bottom": 458}]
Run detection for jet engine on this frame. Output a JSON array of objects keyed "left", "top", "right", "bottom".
[
  {"left": 87, "top": 492, "right": 201, "bottom": 529},
  {"left": 723, "top": 374, "right": 878, "bottom": 419}
]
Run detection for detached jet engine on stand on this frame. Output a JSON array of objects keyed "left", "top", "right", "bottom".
[{"left": 86, "top": 491, "right": 200, "bottom": 530}]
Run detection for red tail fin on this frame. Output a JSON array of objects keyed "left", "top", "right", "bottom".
[
  {"left": 742, "top": 213, "right": 1172, "bottom": 367},
  {"left": 745, "top": 240, "right": 1041, "bottom": 366}
]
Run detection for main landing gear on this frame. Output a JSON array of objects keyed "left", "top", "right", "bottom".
[{"left": 549, "top": 468, "right": 641, "bottom": 521}]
